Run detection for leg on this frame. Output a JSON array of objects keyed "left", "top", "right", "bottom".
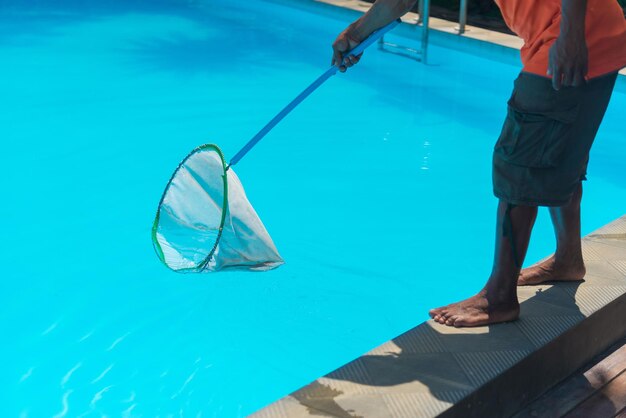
[
  {"left": 516, "top": 74, "right": 618, "bottom": 284},
  {"left": 518, "top": 182, "right": 586, "bottom": 285},
  {"left": 428, "top": 200, "right": 537, "bottom": 327}
]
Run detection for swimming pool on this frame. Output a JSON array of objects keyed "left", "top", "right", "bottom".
[{"left": 1, "top": 0, "right": 625, "bottom": 416}]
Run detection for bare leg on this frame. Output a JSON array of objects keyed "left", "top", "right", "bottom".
[
  {"left": 518, "top": 183, "right": 586, "bottom": 286},
  {"left": 429, "top": 201, "right": 537, "bottom": 327}
]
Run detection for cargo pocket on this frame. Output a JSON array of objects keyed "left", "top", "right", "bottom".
[{"left": 494, "top": 96, "right": 580, "bottom": 169}]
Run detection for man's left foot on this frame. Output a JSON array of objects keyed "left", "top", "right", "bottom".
[
  {"left": 428, "top": 289, "right": 520, "bottom": 327},
  {"left": 517, "top": 255, "right": 586, "bottom": 286}
]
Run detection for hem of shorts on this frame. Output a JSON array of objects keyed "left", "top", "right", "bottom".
[
  {"left": 520, "top": 66, "right": 624, "bottom": 81},
  {"left": 493, "top": 191, "right": 570, "bottom": 207}
]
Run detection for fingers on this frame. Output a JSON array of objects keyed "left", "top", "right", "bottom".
[
  {"left": 331, "top": 37, "right": 347, "bottom": 71},
  {"left": 572, "top": 71, "right": 585, "bottom": 87},
  {"left": 562, "top": 69, "right": 574, "bottom": 88},
  {"left": 344, "top": 54, "right": 360, "bottom": 68},
  {"left": 553, "top": 68, "right": 586, "bottom": 88},
  {"left": 547, "top": 36, "right": 588, "bottom": 90},
  {"left": 331, "top": 32, "right": 363, "bottom": 73},
  {"left": 336, "top": 53, "right": 362, "bottom": 72}
]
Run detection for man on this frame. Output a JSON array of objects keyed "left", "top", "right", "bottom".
[{"left": 332, "top": 0, "right": 626, "bottom": 327}]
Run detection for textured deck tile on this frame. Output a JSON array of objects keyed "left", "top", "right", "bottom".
[
  {"left": 517, "top": 284, "right": 586, "bottom": 317},
  {"left": 561, "top": 285, "right": 626, "bottom": 316},
  {"left": 429, "top": 320, "right": 535, "bottom": 352},
  {"left": 514, "top": 315, "right": 584, "bottom": 348},
  {"left": 382, "top": 392, "right": 468, "bottom": 418},
  {"left": 452, "top": 350, "right": 531, "bottom": 387},
  {"left": 583, "top": 239, "right": 626, "bottom": 261}
]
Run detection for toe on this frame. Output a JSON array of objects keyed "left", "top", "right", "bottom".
[
  {"left": 428, "top": 309, "right": 440, "bottom": 318},
  {"left": 445, "top": 316, "right": 457, "bottom": 326},
  {"left": 429, "top": 306, "right": 447, "bottom": 316},
  {"left": 517, "top": 274, "right": 529, "bottom": 286},
  {"left": 453, "top": 317, "right": 466, "bottom": 327}
]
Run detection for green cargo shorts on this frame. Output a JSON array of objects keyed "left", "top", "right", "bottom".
[{"left": 492, "top": 72, "right": 617, "bottom": 207}]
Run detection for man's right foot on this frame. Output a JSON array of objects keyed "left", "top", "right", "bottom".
[{"left": 517, "top": 255, "right": 586, "bottom": 286}]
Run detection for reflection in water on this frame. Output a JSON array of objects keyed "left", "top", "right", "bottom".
[{"left": 420, "top": 139, "right": 431, "bottom": 171}]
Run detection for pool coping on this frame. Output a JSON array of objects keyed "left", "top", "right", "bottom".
[{"left": 250, "top": 215, "right": 626, "bottom": 417}]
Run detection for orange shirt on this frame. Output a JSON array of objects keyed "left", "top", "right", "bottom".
[{"left": 495, "top": 0, "right": 626, "bottom": 79}]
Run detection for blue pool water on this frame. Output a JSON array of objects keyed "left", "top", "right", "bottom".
[{"left": 1, "top": 0, "right": 625, "bottom": 416}]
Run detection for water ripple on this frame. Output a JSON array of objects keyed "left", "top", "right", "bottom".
[
  {"left": 77, "top": 330, "right": 94, "bottom": 342},
  {"left": 122, "top": 391, "right": 136, "bottom": 403},
  {"left": 89, "top": 385, "right": 112, "bottom": 408},
  {"left": 19, "top": 367, "right": 34, "bottom": 383},
  {"left": 91, "top": 364, "right": 114, "bottom": 384},
  {"left": 171, "top": 368, "right": 198, "bottom": 399},
  {"left": 121, "top": 403, "right": 137, "bottom": 418},
  {"left": 61, "top": 362, "right": 82, "bottom": 387},
  {"left": 42, "top": 320, "right": 60, "bottom": 336},
  {"left": 107, "top": 332, "right": 130, "bottom": 351},
  {"left": 52, "top": 389, "right": 73, "bottom": 418}
]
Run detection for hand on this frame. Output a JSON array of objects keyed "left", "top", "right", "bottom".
[
  {"left": 547, "top": 33, "right": 588, "bottom": 90},
  {"left": 331, "top": 28, "right": 363, "bottom": 73}
]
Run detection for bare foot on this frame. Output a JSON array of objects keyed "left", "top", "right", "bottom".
[
  {"left": 428, "top": 289, "right": 520, "bottom": 327},
  {"left": 518, "top": 255, "right": 586, "bottom": 286}
]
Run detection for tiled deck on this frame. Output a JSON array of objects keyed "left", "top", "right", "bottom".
[{"left": 251, "top": 216, "right": 626, "bottom": 417}]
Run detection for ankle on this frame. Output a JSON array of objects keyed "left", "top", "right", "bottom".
[
  {"left": 482, "top": 284, "right": 518, "bottom": 305},
  {"left": 553, "top": 249, "right": 584, "bottom": 267}
]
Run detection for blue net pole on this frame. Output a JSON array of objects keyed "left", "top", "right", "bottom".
[{"left": 227, "top": 19, "right": 401, "bottom": 168}]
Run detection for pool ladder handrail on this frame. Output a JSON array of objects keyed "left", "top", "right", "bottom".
[
  {"left": 377, "top": 0, "right": 430, "bottom": 63},
  {"left": 456, "top": 0, "right": 468, "bottom": 34},
  {"left": 417, "top": 0, "right": 468, "bottom": 34}
]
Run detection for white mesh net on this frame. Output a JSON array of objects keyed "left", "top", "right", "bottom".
[{"left": 152, "top": 144, "right": 283, "bottom": 272}]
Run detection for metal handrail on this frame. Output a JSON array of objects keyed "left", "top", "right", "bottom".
[
  {"left": 417, "top": 0, "right": 424, "bottom": 24},
  {"left": 420, "top": 0, "right": 467, "bottom": 35},
  {"left": 457, "top": 0, "right": 468, "bottom": 34},
  {"left": 377, "top": 0, "right": 430, "bottom": 64},
  {"left": 421, "top": 0, "right": 429, "bottom": 62}
]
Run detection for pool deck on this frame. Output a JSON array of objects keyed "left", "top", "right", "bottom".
[{"left": 251, "top": 215, "right": 626, "bottom": 417}]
